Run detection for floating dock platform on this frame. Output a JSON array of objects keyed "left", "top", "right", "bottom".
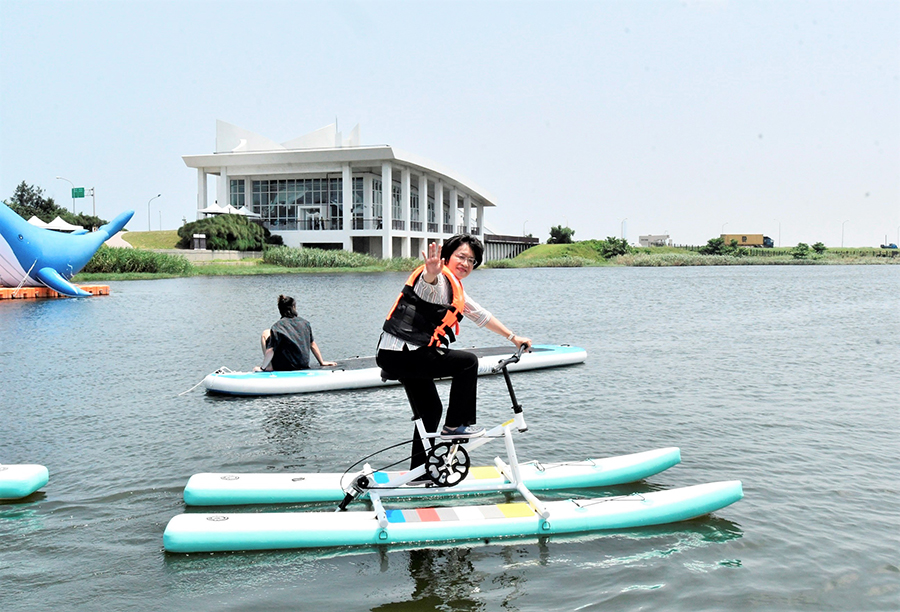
[{"left": 0, "top": 285, "right": 110, "bottom": 300}]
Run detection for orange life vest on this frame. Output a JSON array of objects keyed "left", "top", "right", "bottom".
[{"left": 382, "top": 265, "right": 466, "bottom": 347}]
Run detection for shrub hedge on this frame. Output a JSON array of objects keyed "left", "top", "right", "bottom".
[{"left": 176, "top": 215, "right": 280, "bottom": 251}]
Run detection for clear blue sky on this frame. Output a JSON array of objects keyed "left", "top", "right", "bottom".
[{"left": 1, "top": 0, "right": 897, "bottom": 247}]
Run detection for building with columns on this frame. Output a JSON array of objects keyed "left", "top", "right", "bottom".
[{"left": 182, "top": 121, "right": 495, "bottom": 259}]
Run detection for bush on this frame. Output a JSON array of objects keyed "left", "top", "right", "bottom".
[
  {"left": 177, "top": 215, "right": 273, "bottom": 251},
  {"left": 83, "top": 245, "right": 193, "bottom": 274},
  {"left": 262, "top": 246, "right": 379, "bottom": 268},
  {"left": 791, "top": 243, "right": 811, "bottom": 259},
  {"left": 578, "top": 237, "right": 632, "bottom": 259},
  {"left": 812, "top": 242, "right": 827, "bottom": 255},
  {"left": 699, "top": 237, "right": 749, "bottom": 257}
]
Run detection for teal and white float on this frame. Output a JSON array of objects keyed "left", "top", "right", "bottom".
[
  {"left": 0, "top": 464, "right": 49, "bottom": 500},
  {"left": 163, "top": 480, "right": 743, "bottom": 553},
  {"left": 202, "top": 344, "right": 586, "bottom": 396},
  {"left": 183, "top": 447, "right": 682, "bottom": 506},
  {"left": 166, "top": 349, "right": 742, "bottom": 553}
]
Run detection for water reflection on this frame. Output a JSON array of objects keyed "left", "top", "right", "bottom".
[
  {"left": 367, "top": 517, "right": 742, "bottom": 611},
  {"left": 260, "top": 397, "right": 316, "bottom": 454},
  {"left": 0, "top": 500, "right": 46, "bottom": 535},
  {"left": 372, "top": 548, "right": 485, "bottom": 612}
]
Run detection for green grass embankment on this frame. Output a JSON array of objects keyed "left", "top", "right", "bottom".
[
  {"left": 120, "top": 230, "right": 181, "bottom": 249},
  {"left": 74, "top": 233, "right": 898, "bottom": 282}
]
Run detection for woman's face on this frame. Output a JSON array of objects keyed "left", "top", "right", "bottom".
[{"left": 447, "top": 243, "right": 477, "bottom": 279}]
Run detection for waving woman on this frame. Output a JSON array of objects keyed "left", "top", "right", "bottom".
[{"left": 376, "top": 234, "right": 531, "bottom": 472}]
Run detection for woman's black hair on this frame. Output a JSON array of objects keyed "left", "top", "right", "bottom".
[
  {"left": 441, "top": 234, "right": 484, "bottom": 269},
  {"left": 277, "top": 294, "right": 297, "bottom": 318}
]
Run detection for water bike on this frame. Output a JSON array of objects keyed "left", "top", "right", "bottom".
[{"left": 164, "top": 348, "right": 742, "bottom": 553}]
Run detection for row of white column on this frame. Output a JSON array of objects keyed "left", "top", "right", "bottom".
[
  {"left": 197, "top": 164, "right": 484, "bottom": 260},
  {"left": 351, "top": 162, "right": 483, "bottom": 259}
]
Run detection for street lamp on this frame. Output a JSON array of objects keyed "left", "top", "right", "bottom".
[
  {"left": 522, "top": 219, "right": 528, "bottom": 236},
  {"left": 620, "top": 217, "right": 627, "bottom": 240},
  {"left": 147, "top": 194, "right": 161, "bottom": 231},
  {"left": 841, "top": 220, "right": 849, "bottom": 248},
  {"left": 721, "top": 222, "right": 728, "bottom": 235},
  {"left": 56, "top": 176, "right": 75, "bottom": 213}
]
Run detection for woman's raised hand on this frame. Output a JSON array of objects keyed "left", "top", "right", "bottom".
[{"left": 423, "top": 241, "right": 443, "bottom": 277}]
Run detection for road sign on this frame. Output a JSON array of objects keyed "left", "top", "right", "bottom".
[{"left": 72, "top": 187, "right": 85, "bottom": 198}]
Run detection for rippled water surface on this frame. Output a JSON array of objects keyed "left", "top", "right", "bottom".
[{"left": 1, "top": 265, "right": 898, "bottom": 611}]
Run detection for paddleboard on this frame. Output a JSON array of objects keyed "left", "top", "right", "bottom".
[
  {"left": 183, "top": 447, "right": 681, "bottom": 506},
  {"left": 163, "top": 480, "right": 743, "bottom": 553},
  {"left": 0, "top": 464, "right": 49, "bottom": 500},
  {"left": 203, "top": 344, "right": 587, "bottom": 396}
]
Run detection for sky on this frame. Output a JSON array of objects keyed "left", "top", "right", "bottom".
[{"left": 1, "top": 0, "right": 897, "bottom": 248}]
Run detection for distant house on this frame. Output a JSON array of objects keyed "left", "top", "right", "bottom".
[
  {"left": 639, "top": 234, "right": 671, "bottom": 247},
  {"left": 183, "top": 121, "right": 496, "bottom": 259}
]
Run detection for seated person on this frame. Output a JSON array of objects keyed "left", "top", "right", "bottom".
[{"left": 256, "top": 295, "right": 337, "bottom": 371}]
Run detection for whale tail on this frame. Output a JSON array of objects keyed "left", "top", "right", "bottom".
[{"left": 98, "top": 210, "right": 134, "bottom": 240}]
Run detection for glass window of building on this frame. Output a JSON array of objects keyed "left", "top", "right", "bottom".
[
  {"left": 391, "top": 183, "right": 402, "bottom": 221},
  {"left": 230, "top": 179, "right": 245, "bottom": 208},
  {"left": 352, "top": 177, "right": 364, "bottom": 217},
  {"left": 410, "top": 185, "right": 420, "bottom": 221},
  {"left": 372, "top": 179, "right": 382, "bottom": 220}
]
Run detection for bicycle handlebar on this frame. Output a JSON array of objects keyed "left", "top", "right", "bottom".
[{"left": 491, "top": 343, "right": 529, "bottom": 373}]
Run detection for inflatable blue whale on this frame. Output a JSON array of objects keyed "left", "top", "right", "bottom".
[{"left": 0, "top": 201, "right": 134, "bottom": 297}]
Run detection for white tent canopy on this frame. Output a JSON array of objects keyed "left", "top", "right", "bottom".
[
  {"left": 199, "top": 203, "right": 225, "bottom": 215},
  {"left": 200, "top": 203, "right": 261, "bottom": 218},
  {"left": 27, "top": 216, "right": 50, "bottom": 228},
  {"left": 46, "top": 217, "right": 84, "bottom": 232}
]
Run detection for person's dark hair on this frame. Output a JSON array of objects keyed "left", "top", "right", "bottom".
[
  {"left": 441, "top": 234, "right": 484, "bottom": 269},
  {"left": 277, "top": 294, "right": 297, "bottom": 318}
]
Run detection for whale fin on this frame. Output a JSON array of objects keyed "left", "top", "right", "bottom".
[
  {"left": 71, "top": 229, "right": 89, "bottom": 235},
  {"left": 98, "top": 210, "right": 135, "bottom": 240},
  {"left": 35, "top": 267, "right": 90, "bottom": 297}
]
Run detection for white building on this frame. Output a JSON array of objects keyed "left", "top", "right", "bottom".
[
  {"left": 183, "top": 121, "right": 495, "bottom": 258},
  {"left": 639, "top": 234, "right": 671, "bottom": 247}
]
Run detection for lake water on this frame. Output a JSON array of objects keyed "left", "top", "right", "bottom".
[{"left": 1, "top": 265, "right": 897, "bottom": 611}]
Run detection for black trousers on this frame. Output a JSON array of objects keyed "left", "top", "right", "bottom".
[{"left": 376, "top": 346, "right": 479, "bottom": 469}]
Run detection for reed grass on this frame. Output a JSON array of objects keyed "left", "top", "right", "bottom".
[
  {"left": 82, "top": 245, "right": 193, "bottom": 274},
  {"left": 262, "top": 246, "right": 421, "bottom": 271}
]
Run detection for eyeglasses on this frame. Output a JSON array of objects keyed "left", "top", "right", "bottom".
[{"left": 453, "top": 253, "right": 477, "bottom": 266}]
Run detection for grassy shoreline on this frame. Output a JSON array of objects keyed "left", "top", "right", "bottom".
[{"left": 73, "top": 243, "right": 898, "bottom": 283}]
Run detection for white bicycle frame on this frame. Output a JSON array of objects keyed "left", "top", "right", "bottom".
[{"left": 338, "top": 347, "right": 549, "bottom": 525}]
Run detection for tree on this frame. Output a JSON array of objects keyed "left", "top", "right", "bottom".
[
  {"left": 177, "top": 214, "right": 279, "bottom": 250},
  {"left": 699, "top": 237, "right": 726, "bottom": 255},
  {"left": 5, "top": 181, "right": 59, "bottom": 220},
  {"left": 548, "top": 225, "right": 575, "bottom": 244},
  {"left": 699, "top": 237, "right": 747, "bottom": 257},
  {"left": 812, "top": 242, "right": 827, "bottom": 255},
  {"left": 791, "top": 242, "right": 811, "bottom": 259},
  {"left": 4, "top": 181, "right": 108, "bottom": 228},
  {"left": 599, "top": 236, "right": 630, "bottom": 258}
]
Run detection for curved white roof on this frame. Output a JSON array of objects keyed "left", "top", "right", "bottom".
[{"left": 183, "top": 121, "right": 496, "bottom": 207}]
